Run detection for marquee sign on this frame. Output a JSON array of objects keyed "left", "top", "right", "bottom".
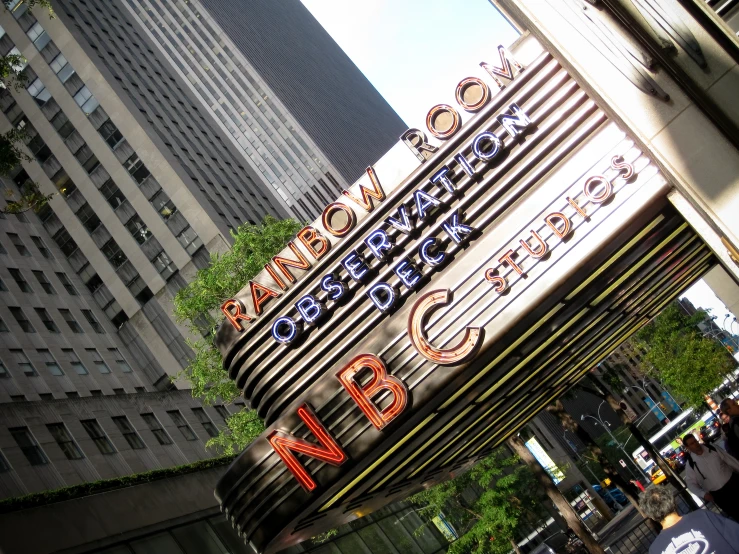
[{"left": 214, "top": 37, "right": 707, "bottom": 554}]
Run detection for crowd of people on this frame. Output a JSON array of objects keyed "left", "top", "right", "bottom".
[{"left": 641, "top": 397, "right": 739, "bottom": 554}]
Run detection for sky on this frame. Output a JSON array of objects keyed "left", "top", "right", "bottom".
[
  {"left": 300, "top": 0, "right": 519, "bottom": 129},
  {"left": 299, "top": 0, "right": 737, "bottom": 330}
]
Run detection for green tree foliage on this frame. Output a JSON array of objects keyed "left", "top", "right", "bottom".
[
  {"left": 0, "top": 1, "right": 55, "bottom": 215},
  {"left": 635, "top": 301, "right": 737, "bottom": 409},
  {"left": 409, "top": 448, "right": 547, "bottom": 554},
  {"left": 173, "top": 216, "right": 303, "bottom": 454}
]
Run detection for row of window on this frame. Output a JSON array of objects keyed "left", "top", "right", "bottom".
[
  {"left": 0, "top": 231, "right": 53, "bottom": 259},
  {"left": 17, "top": 15, "right": 204, "bottom": 262},
  {"left": 1, "top": 303, "right": 103, "bottom": 334},
  {"left": 1, "top": 407, "right": 228, "bottom": 470},
  {"left": 0, "top": 266, "right": 78, "bottom": 295},
  {"left": 0, "top": 346, "right": 130, "bottom": 378}
]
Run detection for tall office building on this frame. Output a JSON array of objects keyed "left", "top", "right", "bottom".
[
  {"left": 124, "top": 0, "right": 408, "bottom": 221},
  {"left": 0, "top": 0, "right": 404, "bottom": 504}
]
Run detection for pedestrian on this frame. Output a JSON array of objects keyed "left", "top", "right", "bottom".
[
  {"left": 640, "top": 486, "right": 739, "bottom": 554},
  {"left": 631, "top": 479, "right": 646, "bottom": 492},
  {"left": 720, "top": 398, "right": 739, "bottom": 458},
  {"left": 683, "top": 433, "right": 739, "bottom": 521},
  {"left": 720, "top": 412, "right": 737, "bottom": 458}
]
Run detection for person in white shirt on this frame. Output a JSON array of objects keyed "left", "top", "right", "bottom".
[{"left": 683, "top": 433, "right": 739, "bottom": 521}]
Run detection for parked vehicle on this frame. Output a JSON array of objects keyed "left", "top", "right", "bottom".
[
  {"left": 530, "top": 531, "right": 588, "bottom": 554},
  {"left": 591, "top": 484, "right": 629, "bottom": 509},
  {"left": 699, "top": 423, "right": 721, "bottom": 444}
]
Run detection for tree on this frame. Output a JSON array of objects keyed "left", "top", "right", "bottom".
[
  {"left": 409, "top": 447, "right": 550, "bottom": 554},
  {"left": 634, "top": 301, "right": 737, "bottom": 409},
  {"left": 507, "top": 436, "right": 606, "bottom": 554},
  {"left": 0, "top": 0, "right": 55, "bottom": 215},
  {"left": 172, "top": 216, "right": 302, "bottom": 454}
]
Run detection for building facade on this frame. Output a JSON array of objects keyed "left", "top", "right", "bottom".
[
  {"left": 0, "top": 0, "right": 404, "bottom": 510},
  {"left": 121, "top": 0, "right": 407, "bottom": 222}
]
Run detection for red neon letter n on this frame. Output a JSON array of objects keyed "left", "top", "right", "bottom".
[{"left": 269, "top": 404, "right": 347, "bottom": 492}]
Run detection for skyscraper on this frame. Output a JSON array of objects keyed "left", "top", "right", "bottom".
[
  {"left": 0, "top": 0, "right": 404, "bottom": 502},
  {"left": 124, "top": 0, "right": 408, "bottom": 221}
]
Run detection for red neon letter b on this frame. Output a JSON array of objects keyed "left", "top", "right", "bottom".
[{"left": 337, "top": 354, "right": 408, "bottom": 430}]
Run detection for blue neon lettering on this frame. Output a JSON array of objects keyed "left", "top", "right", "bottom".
[
  {"left": 394, "top": 258, "right": 422, "bottom": 289},
  {"left": 341, "top": 250, "right": 369, "bottom": 282},
  {"left": 419, "top": 238, "right": 446, "bottom": 267},
  {"left": 442, "top": 212, "right": 474, "bottom": 244},
  {"left": 414, "top": 190, "right": 442, "bottom": 220},
  {"left": 365, "top": 229, "right": 395, "bottom": 261}
]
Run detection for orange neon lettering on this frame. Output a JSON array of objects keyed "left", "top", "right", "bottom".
[
  {"left": 498, "top": 249, "right": 524, "bottom": 275},
  {"left": 341, "top": 166, "right": 385, "bottom": 212},
  {"left": 520, "top": 230, "right": 548, "bottom": 259},
  {"left": 408, "top": 289, "right": 482, "bottom": 365},
  {"left": 322, "top": 203, "right": 355, "bottom": 237},
  {"left": 297, "top": 226, "right": 329, "bottom": 260},
  {"left": 484, "top": 269, "right": 508, "bottom": 293},
  {"left": 268, "top": 404, "right": 347, "bottom": 492},
  {"left": 250, "top": 281, "right": 280, "bottom": 315},
  {"left": 545, "top": 212, "right": 571, "bottom": 239},
  {"left": 221, "top": 299, "right": 252, "bottom": 332},
  {"left": 566, "top": 197, "right": 588, "bottom": 219},
  {"left": 264, "top": 264, "right": 287, "bottom": 290},
  {"left": 426, "top": 104, "right": 461, "bottom": 140},
  {"left": 583, "top": 175, "right": 612, "bottom": 203},
  {"left": 611, "top": 155, "right": 635, "bottom": 180},
  {"left": 273, "top": 242, "right": 311, "bottom": 283},
  {"left": 337, "top": 354, "right": 408, "bottom": 430}
]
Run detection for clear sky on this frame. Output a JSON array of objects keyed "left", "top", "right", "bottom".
[
  {"left": 300, "top": 0, "right": 519, "bottom": 130},
  {"left": 299, "top": 0, "right": 737, "bottom": 329}
]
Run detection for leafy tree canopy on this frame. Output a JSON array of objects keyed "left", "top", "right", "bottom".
[
  {"left": 634, "top": 301, "right": 737, "bottom": 409},
  {"left": 172, "top": 216, "right": 302, "bottom": 454},
  {"left": 0, "top": 1, "right": 55, "bottom": 215},
  {"left": 410, "top": 448, "right": 547, "bottom": 554}
]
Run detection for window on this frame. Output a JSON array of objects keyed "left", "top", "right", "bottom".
[
  {"left": 52, "top": 228, "right": 78, "bottom": 257},
  {"left": 81, "top": 419, "right": 116, "bottom": 454},
  {"left": 141, "top": 413, "right": 172, "bottom": 445},
  {"left": 38, "top": 349, "right": 63, "bottom": 375},
  {"left": 34, "top": 308, "right": 59, "bottom": 333},
  {"left": 55, "top": 272, "right": 78, "bottom": 295},
  {"left": 47, "top": 423, "right": 83, "bottom": 460},
  {"left": 192, "top": 408, "right": 218, "bottom": 437},
  {"left": 81, "top": 310, "right": 104, "bottom": 333},
  {"left": 0, "top": 360, "right": 9, "bottom": 378},
  {"left": 9, "top": 427, "right": 48, "bottom": 465},
  {"left": 101, "top": 239, "right": 127, "bottom": 269},
  {"left": 177, "top": 226, "right": 202, "bottom": 255},
  {"left": 27, "top": 78, "right": 51, "bottom": 107},
  {"left": 30, "top": 236, "right": 52, "bottom": 259},
  {"left": 98, "top": 120, "right": 123, "bottom": 148},
  {"left": 9, "top": 307, "right": 35, "bottom": 333},
  {"left": 8, "top": 268, "right": 32, "bottom": 292},
  {"left": 86, "top": 348, "right": 110, "bottom": 373},
  {"left": 100, "top": 179, "right": 126, "bottom": 209},
  {"left": 10, "top": 350, "right": 37, "bottom": 376},
  {"left": 123, "top": 153, "right": 151, "bottom": 184},
  {"left": 85, "top": 273, "right": 103, "bottom": 294},
  {"left": 0, "top": 316, "right": 7, "bottom": 332},
  {"left": 167, "top": 410, "right": 196, "bottom": 440},
  {"left": 108, "top": 348, "right": 131, "bottom": 372},
  {"left": 58, "top": 309, "right": 83, "bottom": 333},
  {"left": 49, "top": 53, "right": 75, "bottom": 83},
  {"left": 0, "top": 277, "right": 5, "bottom": 291},
  {"left": 32, "top": 271, "right": 56, "bottom": 294},
  {"left": 213, "top": 405, "right": 230, "bottom": 424},
  {"left": 112, "top": 416, "right": 145, "bottom": 449},
  {"left": 63, "top": 349, "right": 88, "bottom": 375},
  {"left": 124, "top": 215, "right": 151, "bottom": 244},
  {"left": 75, "top": 203, "right": 101, "bottom": 233},
  {"left": 26, "top": 22, "right": 51, "bottom": 50}
]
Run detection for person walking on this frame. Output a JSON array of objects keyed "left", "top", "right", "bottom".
[
  {"left": 720, "top": 398, "right": 739, "bottom": 458},
  {"left": 640, "top": 486, "right": 739, "bottom": 554},
  {"left": 683, "top": 433, "right": 739, "bottom": 521}
]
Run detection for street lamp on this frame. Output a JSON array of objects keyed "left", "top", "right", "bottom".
[
  {"left": 581, "top": 402, "right": 647, "bottom": 481},
  {"left": 624, "top": 379, "right": 676, "bottom": 426}
]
